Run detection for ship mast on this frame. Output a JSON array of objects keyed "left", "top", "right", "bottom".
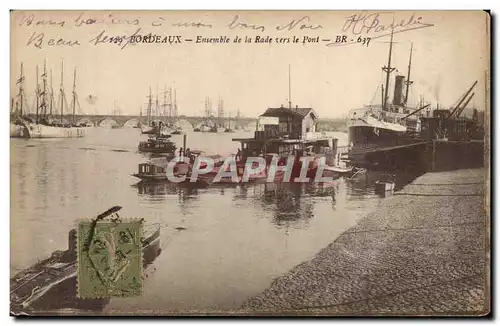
[
  {"left": 35, "top": 65, "right": 39, "bottom": 124},
  {"left": 169, "top": 86, "right": 173, "bottom": 120},
  {"left": 71, "top": 67, "right": 78, "bottom": 126},
  {"left": 162, "top": 85, "right": 167, "bottom": 122},
  {"left": 288, "top": 64, "right": 292, "bottom": 109},
  {"left": 404, "top": 43, "right": 414, "bottom": 106},
  {"left": 147, "top": 87, "right": 152, "bottom": 125},
  {"left": 18, "top": 62, "right": 24, "bottom": 116},
  {"left": 49, "top": 69, "right": 54, "bottom": 116},
  {"left": 155, "top": 85, "right": 159, "bottom": 119},
  {"left": 59, "top": 60, "right": 65, "bottom": 124},
  {"left": 41, "top": 60, "right": 48, "bottom": 120},
  {"left": 173, "top": 88, "right": 177, "bottom": 122},
  {"left": 382, "top": 27, "right": 395, "bottom": 111}
]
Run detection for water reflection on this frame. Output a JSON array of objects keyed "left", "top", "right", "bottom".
[
  {"left": 133, "top": 181, "right": 201, "bottom": 203},
  {"left": 11, "top": 129, "right": 429, "bottom": 314}
]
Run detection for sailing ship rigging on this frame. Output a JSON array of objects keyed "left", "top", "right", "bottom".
[{"left": 11, "top": 60, "right": 86, "bottom": 138}]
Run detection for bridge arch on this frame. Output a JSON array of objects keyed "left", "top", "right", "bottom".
[
  {"left": 76, "top": 118, "right": 95, "bottom": 127},
  {"left": 98, "top": 118, "right": 119, "bottom": 127},
  {"left": 175, "top": 119, "right": 194, "bottom": 130},
  {"left": 123, "top": 119, "right": 140, "bottom": 128}
]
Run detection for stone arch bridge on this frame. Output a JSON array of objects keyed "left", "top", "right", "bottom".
[
  {"left": 69, "top": 115, "right": 258, "bottom": 129},
  {"left": 20, "top": 114, "right": 346, "bottom": 131}
]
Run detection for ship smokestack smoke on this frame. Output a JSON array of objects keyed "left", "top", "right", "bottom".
[{"left": 393, "top": 75, "right": 405, "bottom": 105}]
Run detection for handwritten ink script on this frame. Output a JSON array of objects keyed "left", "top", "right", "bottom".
[
  {"left": 328, "top": 11, "right": 434, "bottom": 46},
  {"left": 15, "top": 11, "right": 434, "bottom": 50}
]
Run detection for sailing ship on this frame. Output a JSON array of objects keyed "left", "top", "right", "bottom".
[
  {"left": 111, "top": 100, "right": 123, "bottom": 129},
  {"left": 10, "top": 63, "right": 28, "bottom": 138},
  {"left": 224, "top": 112, "right": 235, "bottom": 133},
  {"left": 210, "top": 96, "right": 226, "bottom": 133},
  {"left": 141, "top": 87, "right": 171, "bottom": 136},
  {"left": 170, "top": 89, "right": 183, "bottom": 134},
  {"left": 22, "top": 61, "right": 86, "bottom": 139}
]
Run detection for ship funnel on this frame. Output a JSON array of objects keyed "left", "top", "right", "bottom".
[{"left": 393, "top": 75, "right": 406, "bottom": 105}]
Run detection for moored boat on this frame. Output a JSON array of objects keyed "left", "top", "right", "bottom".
[
  {"left": 171, "top": 127, "right": 183, "bottom": 135},
  {"left": 21, "top": 61, "right": 87, "bottom": 139},
  {"left": 10, "top": 122, "right": 27, "bottom": 138},
  {"left": 138, "top": 134, "right": 177, "bottom": 154},
  {"left": 132, "top": 163, "right": 168, "bottom": 182},
  {"left": 10, "top": 63, "right": 29, "bottom": 138}
]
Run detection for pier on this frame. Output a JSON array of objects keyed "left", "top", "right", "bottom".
[{"left": 242, "top": 168, "right": 489, "bottom": 315}]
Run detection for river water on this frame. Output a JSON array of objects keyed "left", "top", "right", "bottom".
[{"left": 10, "top": 128, "right": 421, "bottom": 313}]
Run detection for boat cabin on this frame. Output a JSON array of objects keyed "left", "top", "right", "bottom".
[
  {"left": 258, "top": 105, "right": 318, "bottom": 140},
  {"left": 137, "top": 163, "right": 166, "bottom": 176},
  {"left": 233, "top": 137, "right": 333, "bottom": 164},
  {"left": 138, "top": 137, "right": 177, "bottom": 153}
]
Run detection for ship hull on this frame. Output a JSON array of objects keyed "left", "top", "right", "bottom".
[
  {"left": 347, "top": 124, "right": 406, "bottom": 149},
  {"left": 24, "top": 123, "right": 86, "bottom": 139},
  {"left": 141, "top": 125, "right": 157, "bottom": 134},
  {"left": 347, "top": 124, "right": 425, "bottom": 168},
  {"left": 10, "top": 123, "right": 28, "bottom": 138}
]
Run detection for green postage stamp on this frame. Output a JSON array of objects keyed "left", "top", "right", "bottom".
[{"left": 77, "top": 219, "right": 143, "bottom": 299}]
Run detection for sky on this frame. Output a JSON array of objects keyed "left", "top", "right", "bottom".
[{"left": 10, "top": 10, "right": 490, "bottom": 118}]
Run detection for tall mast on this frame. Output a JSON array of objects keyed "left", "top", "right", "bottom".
[
  {"left": 72, "top": 67, "right": 77, "bottom": 125},
  {"left": 404, "top": 43, "right": 414, "bottom": 106},
  {"left": 173, "top": 88, "right": 177, "bottom": 121},
  {"left": 163, "top": 85, "right": 167, "bottom": 120},
  {"left": 59, "top": 60, "right": 64, "bottom": 124},
  {"left": 288, "top": 64, "right": 292, "bottom": 109},
  {"left": 147, "top": 87, "right": 152, "bottom": 125},
  {"left": 382, "top": 26, "right": 395, "bottom": 111},
  {"left": 18, "top": 62, "right": 24, "bottom": 116},
  {"left": 42, "top": 59, "right": 47, "bottom": 118},
  {"left": 49, "top": 69, "right": 53, "bottom": 116},
  {"left": 155, "top": 85, "right": 159, "bottom": 119},
  {"left": 169, "top": 86, "right": 173, "bottom": 120},
  {"left": 35, "top": 65, "right": 39, "bottom": 124}
]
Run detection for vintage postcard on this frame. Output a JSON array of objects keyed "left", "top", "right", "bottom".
[{"left": 9, "top": 10, "right": 490, "bottom": 316}]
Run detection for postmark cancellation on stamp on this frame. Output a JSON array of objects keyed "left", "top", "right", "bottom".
[{"left": 76, "top": 218, "right": 143, "bottom": 299}]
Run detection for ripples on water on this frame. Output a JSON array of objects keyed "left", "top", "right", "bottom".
[{"left": 10, "top": 127, "right": 423, "bottom": 313}]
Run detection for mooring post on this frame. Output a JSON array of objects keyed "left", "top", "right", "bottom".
[{"left": 183, "top": 134, "right": 187, "bottom": 156}]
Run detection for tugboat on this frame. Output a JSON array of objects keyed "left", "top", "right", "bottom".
[
  {"left": 10, "top": 207, "right": 161, "bottom": 314},
  {"left": 138, "top": 134, "right": 177, "bottom": 155}
]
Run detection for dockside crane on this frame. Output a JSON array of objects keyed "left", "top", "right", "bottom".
[{"left": 446, "top": 80, "right": 478, "bottom": 119}]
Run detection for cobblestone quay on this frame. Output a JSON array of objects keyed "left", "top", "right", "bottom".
[{"left": 242, "top": 168, "right": 489, "bottom": 315}]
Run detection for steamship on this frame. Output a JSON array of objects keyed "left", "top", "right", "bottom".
[{"left": 347, "top": 30, "right": 424, "bottom": 166}]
